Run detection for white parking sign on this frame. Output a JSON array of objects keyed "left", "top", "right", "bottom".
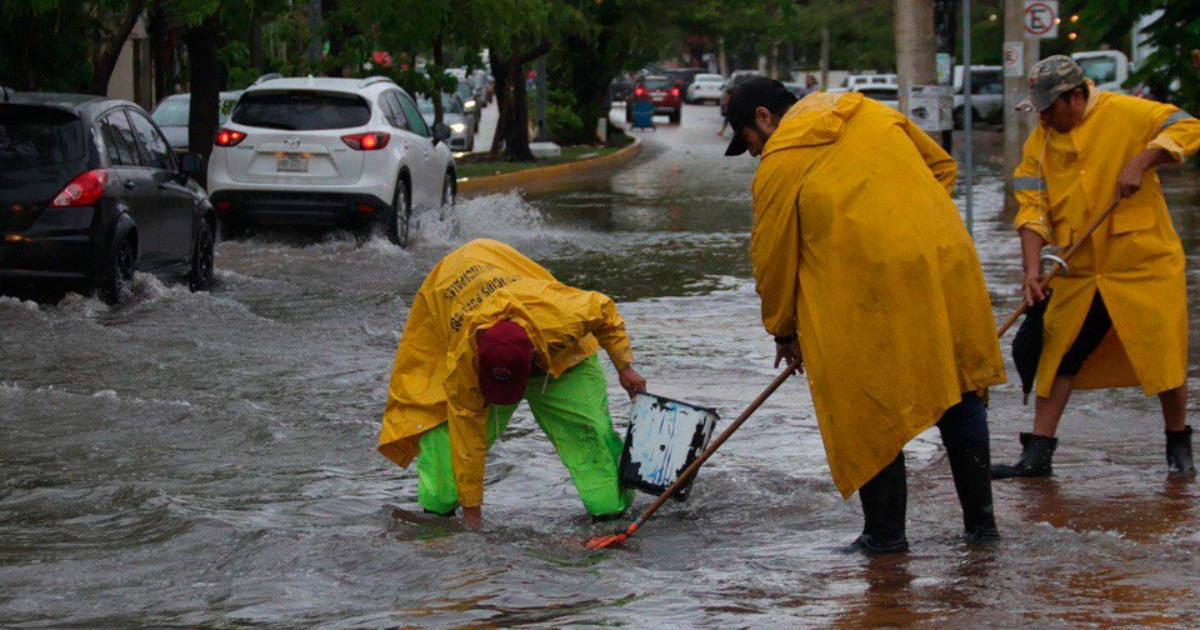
[{"left": 1023, "top": 0, "right": 1059, "bottom": 39}]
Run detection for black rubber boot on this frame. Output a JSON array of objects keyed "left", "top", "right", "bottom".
[
  {"left": 1166, "top": 426, "right": 1197, "bottom": 475},
  {"left": 947, "top": 446, "right": 1000, "bottom": 541},
  {"left": 991, "top": 432, "right": 1057, "bottom": 479},
  {"left": 843, "top": 454, "right": 909, "bottom": 554}
]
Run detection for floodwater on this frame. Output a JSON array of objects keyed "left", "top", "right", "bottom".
[{"left": 3, "top": 104, "right": 1199, "bottom": 629}]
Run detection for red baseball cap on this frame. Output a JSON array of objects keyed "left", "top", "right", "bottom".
[{"left": 477, "top": 321, "right": 534, "bottom": 405}]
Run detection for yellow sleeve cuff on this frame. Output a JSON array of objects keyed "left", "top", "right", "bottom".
[{"left": 1148, "top": 135, "right": 1185, "bottom": 163}]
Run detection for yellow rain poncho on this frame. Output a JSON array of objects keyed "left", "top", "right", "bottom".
[
  {"left": 750, "top": 92, "right": 1006, "bottom": 498},
  {"left": 1014, "top": 86, "right": 1200, "bottom": 397},
  {"left": 378, "top": 238, "right": 633, "bottom": 507}
]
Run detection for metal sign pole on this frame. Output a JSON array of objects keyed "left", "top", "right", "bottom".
[{"left": 963, "top": 0, "right": 974, "bottom": 236}]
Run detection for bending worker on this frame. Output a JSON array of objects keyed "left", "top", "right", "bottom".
[
  {"left": 993, "top": 56, "right": 1200, "bottom": 478},
  {"left": 378, "top": 238, "right": 645, "bottom": 527},
  {"left": 725, "top": 78, "right": 1007, "bottom": 553}
]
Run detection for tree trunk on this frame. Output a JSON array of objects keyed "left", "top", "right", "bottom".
[
  {"left": 249, "top": 14, "right": 264, "bottom": 72},
  {"left": 489, "top": 50, "right": 508, "bottom": 156},
  {"left": 489, "top": 37, "right": 549, "bottom": 162},
  {"left": 184, "top": 14, "right": 220, "bottom": 189},
  {"left": 89, "top": 0, "right": 146, "bottom": 96},
  {"left": 894, "top": 0, "right": 936, "bottom": 115}
]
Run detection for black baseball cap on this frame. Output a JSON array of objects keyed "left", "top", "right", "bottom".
[{"left": 724, "top": 77, "right": 798, "bottom": 156}]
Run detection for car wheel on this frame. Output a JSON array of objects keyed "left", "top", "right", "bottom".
[
  {"left": 98, "top": 234, "right": 134, "bottom": 305},
  {"left": 387, "top": 177, "right": 412, "bottom": 248},
  {"left": 441, "top": 172, "right": 457, "bottom": 208},
  {"left": 188, "top": 221, "right": 215, "bottom": 292}
]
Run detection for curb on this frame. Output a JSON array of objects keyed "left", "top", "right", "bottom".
[{"left": 456, "top": 138, "right": 643, "bottom": 198}]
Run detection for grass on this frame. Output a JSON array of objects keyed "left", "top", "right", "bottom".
[{"left": 456, "top": 140, "right": 632, "bottom": 180}]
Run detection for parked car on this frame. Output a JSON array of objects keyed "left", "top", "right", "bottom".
[
  {"left": 150, "top": 91, "right": 242, "bottom": 155},
  {"left": 687, "top": 74, "right": 725, "bottom": 104},
  {"left": 855, "top": 84, "right": 900, "bottom": 110},
  {"left": 952, "top": 65, "right": 1004, "bottom": 128},
  {"left": 0, "top": 93, "right": 214, "bottom": 303},
  {"left": 844, "top": 73, "right": 898, "bottom": 89},
  {"left": 419, "top": 94, "right": 473, "bottom": 153},
  {"left": 720, "top": 70, "right": 763, "bottom": 117},
  {"left": 206, "top": 75, "right": 455, "bottom": 247},
  {"left": 626, "top": 75, "right": 682, "bottom": 124}
]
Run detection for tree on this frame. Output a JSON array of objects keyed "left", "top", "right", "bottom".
[{"left": 87, "top": 0, "right": 147, "bottom": 95}]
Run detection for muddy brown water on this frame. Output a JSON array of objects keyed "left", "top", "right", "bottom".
[{"left": 2, "top": 104, "right": 1198, "bottom": 628}]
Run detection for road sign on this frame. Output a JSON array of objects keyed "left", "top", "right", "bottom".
[
  {"left": 1003, "top": 41, "right": 1025, "bottom": 77},
  {"left": 1023, "top": 0, "right": 1059, "bottom": 39}
]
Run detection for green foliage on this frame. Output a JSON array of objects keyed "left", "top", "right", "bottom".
[{"left": 546, "top": 88, "right": 586, "bottom": 144}]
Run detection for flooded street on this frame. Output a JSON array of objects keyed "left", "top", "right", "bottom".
[{"left": 3, "top": 103, "right": 1199, "bottom": 628}]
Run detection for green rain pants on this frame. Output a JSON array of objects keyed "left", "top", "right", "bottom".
[{"left": 416, "top": 354, "right": 634, "bottom": 517}]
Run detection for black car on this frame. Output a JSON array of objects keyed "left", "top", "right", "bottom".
[{"left": 0, "top": 93, "right": 214, "bottom": 303}]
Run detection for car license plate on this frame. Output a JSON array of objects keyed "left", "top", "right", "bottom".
[{"left": 276, "top": 155, "right": 308, "bottom": 172}]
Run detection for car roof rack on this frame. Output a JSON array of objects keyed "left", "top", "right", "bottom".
[
  {"left": 253, "top": 73, "right": 283, "bottom": 86},
  {"left": 358, "top": 76, "right": 395, "bottom": 89}
]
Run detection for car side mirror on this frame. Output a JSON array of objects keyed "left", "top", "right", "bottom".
[
  {"left": 432, "top": 123, "right": 451, "bottom": 144},
  {"left": 181, "top": 152, "right": 203, "bottom": 175}
]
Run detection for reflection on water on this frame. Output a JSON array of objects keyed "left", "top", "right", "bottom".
[{"left": 1, "top": 104, "right": 1198, "bottom": 628}]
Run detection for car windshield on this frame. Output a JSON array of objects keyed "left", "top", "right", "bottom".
[
  {"left": 1077, "top": 57, "right": 1118, "bottom": 83},
  {"left": 643, "top": 78, "right": 670, "bottom": 90},
  {"left": 456, "top": 84, "right": 472, "bottom": 100},
  {"left": 152, "top": 98, "right": 190, "bottom": 126},
  {"left": 417, "top": 96, "right": 462, "bottom": 115},
  {"left": 231, "top": 91, "right": 371, "bottom": 131},
  {"left": 696, "top": 75, "right": 723, "bottom": 83},
  {"left": 0, "top": 106, "right": 85, "bottom": 168},
  {"left": 859, "top": 88, "right": 897, "bottom": 99}
]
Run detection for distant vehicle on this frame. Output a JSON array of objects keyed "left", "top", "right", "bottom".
[
  {"left": 687, "top": 74, "right": 725, "bottom": 104},
  {"left": 206, "top": 75, "right": 456, "bottom": 248},
  {"left": 419, "top": 94, "right": 473, "bottom": 153},
  {"left": 663, "top": 67, "right": 707, "bottom": 91},
  {"left": 0, "top": 93, "right": 214, "bottom": 303},
  {"left": 854, "top": 84, "right": 899, "bottom": 110},
  {"left": 1072, "top": 50, "right": 1131, "bottom": 94},
  {"left": 782, "top": 82, "right": 810, "bottom": 99},
  {"left": 609, "top": 75, "right": 635, "bottom": 105},
  {"left": 453, "top": 81, "right": 480, "bottom": 135},
  {"left": 150, "top": 91, "right": 242, "bottom": 154},
  {"left": 720, "top": 70, "right": 763, "bottom": 117},
  {"left": 626, "top": 75, "right": 682, "bottom": 125},
  {"left": 952, "top": 65, "right": 1004, "bottom": 128},
  {"left": 844, "top": 74, "right": 898, "bottom": 89}
]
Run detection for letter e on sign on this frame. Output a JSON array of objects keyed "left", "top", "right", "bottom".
[{"left": 1023, "top": 0, "right": 1059, "bottom": 39}]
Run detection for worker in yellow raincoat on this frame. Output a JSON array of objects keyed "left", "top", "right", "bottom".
[
  {"left": 993, "top": 56, "right": 1200, "bottom": 479},
  {"left": 724, "top": 78, "right": 1007, "bottom": 553},
  {"left": 378, "top": 239, "right": 646, "bottom": 527}
]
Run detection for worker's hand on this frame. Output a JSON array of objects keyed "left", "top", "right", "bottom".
[
  {"left": 774, "top": 338, "right": 804, "bottom": 374},
  {"left": 462, "top": 506, "right": 483, "bottom": 529},
  {"left": 1022, "top": 270, "right": 1047, "bottom": 306},
  {"left": 618, "top": 366, "right": 647, "bottom": 399},
  {"left": 1116, "top": 158, "right": 1146, "bottom": 199}
]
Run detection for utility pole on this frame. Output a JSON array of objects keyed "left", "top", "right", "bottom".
[
  {"left": 894, "top": 0, "right": 936, "bottom": 115},
  {"left": 1003, "top": 0, "right": 1038, "bottom": 212},
  {"left": 819, "top": 22, "right": 830, "bottom": 89}
]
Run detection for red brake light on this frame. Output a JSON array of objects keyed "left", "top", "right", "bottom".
[
  {"left": 51, "top": 170, "right": 108, "bottom": 207},
  {"left": 635, "top": 87, "right": 644, "bottom": 97},
  {"left": 671, "top": 87, "right": 680, "bottom": 96},
  {"left": 215, "top": 128, "right": 246, "bottom": 147},
  {"left": 342, "top": 132, "right": 390, "bottom": 151}
]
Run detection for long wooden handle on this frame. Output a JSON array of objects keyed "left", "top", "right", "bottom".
[
  {"left": 996, "top": 196, "right": 1121, "bottom": 337},
  {"left": 623, "top": 365, "right": 797, "bottom": 532}
]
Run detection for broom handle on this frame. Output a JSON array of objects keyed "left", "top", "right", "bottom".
[
  {"left": 617, "top": 364, "right": 798, "bottom": 537},
  {"left": 996, "top": 196, "right": 1120, "bottom": 337}
]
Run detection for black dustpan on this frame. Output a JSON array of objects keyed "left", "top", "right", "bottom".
[{"left": 1012, "top": 294, "right": 1050, "bottom": 405}]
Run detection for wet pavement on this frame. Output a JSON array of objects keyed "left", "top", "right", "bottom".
[{"left": 2, "top": 103, "right": 1199, "bottom": 628}]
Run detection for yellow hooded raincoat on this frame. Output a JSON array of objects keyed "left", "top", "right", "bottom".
[
  {"left": 1014, "top": 86, "right": 1200, "bottom": 397},
  {"left": 378, "top": 239, "right": 633, "bottom": 507},
  {"left": 750, "top": 92, "right": 1006, "bottom": 498}
]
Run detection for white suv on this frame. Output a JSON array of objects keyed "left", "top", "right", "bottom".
[{"left": 206, "top": 75, "right": 455, "bottom": 247}]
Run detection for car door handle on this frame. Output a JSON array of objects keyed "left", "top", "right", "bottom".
[{"left": 124, "top": 180, "right": 135, "bottom": 190}]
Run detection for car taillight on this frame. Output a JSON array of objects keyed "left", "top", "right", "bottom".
[
  {"left": 215, "top": 128, "right": 246, "bottom": 147},
  {"left": 51, "top": 170, "right": 108, "bottom": 207},
  {"left": 671, "top": 87, "right": 680, "bottom": 97},
  {"left": 635, "top": 87, "right": 644, "bottom": 97},
  {"left": 342, "top": 132, "right": 390, "bottom": 151}
]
